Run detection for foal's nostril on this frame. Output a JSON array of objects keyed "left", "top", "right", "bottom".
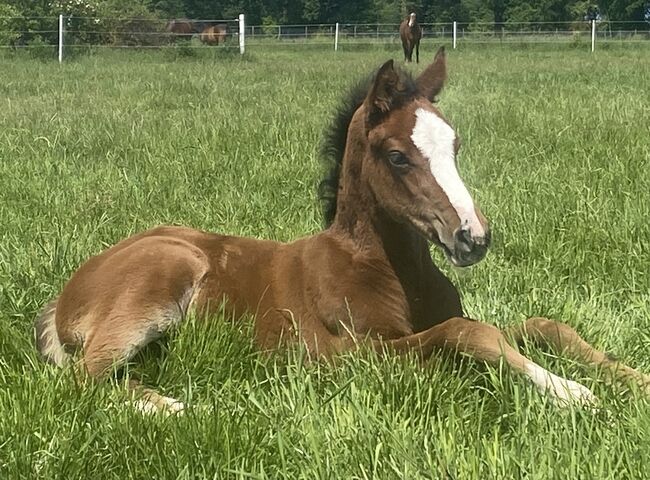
[
  {"left": 450, "top": 227, "right": 490, "bottom": 266},
  {"left": 483, "top": 229, "right": 492, "bottom": 247},
  {"left": 454, "top": 227, "right": 474, "bottom": 253}
]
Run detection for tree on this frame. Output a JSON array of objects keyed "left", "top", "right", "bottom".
[
  {"left": 422, "top": 0, "right": 470, "bottom": 23},
  {"left": 0, "top": 2, "right": 20, "bottom": 46},
  {"left": 153, "top": 0, "right": 185, "bottom": 17},
  {"left": 598, "top": 0, "right": 648, "bottom": 21}
]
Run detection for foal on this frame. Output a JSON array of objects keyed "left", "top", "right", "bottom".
[{"left": 35, "top": 48, "right": 649, "bottom": 412}]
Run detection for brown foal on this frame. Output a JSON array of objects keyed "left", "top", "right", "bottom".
[
  {"left": 199, "top": 24, "right": 228, "bottom": 46},
  {"left": 35, "top": 48, "right": 649, "bottom": 413}
]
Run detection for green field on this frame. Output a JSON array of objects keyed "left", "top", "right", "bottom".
[{"left": 1, "top": 45, "right": 649, "bottom": 478}]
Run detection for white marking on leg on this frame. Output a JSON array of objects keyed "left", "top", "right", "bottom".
[
  {"left": 129, "top": 396, "right": 186, "bottom": 416},
  {"left": 411, "top": 108, "right": 485, "bottom": 237},
  {"left": 524, "top": 361, "right": 597, "bottom": 407},
  {"left": 131, "top": 399, "right": 160, "bottom": 415},
  {"left": 160, "top": 396, "right": 186, "bottom": 413}
]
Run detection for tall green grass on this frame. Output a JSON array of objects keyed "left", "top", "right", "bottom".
[{"left": 1, "top": 46, "right": 649, "bottom": 478}]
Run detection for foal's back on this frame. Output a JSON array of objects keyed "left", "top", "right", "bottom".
[{"left": 44, "top": 224, "right": 422, "bottom": 373}]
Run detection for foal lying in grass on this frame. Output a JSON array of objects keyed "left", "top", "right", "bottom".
[{"left": 35, "top": 48, "right": 650, "bottom": 413}]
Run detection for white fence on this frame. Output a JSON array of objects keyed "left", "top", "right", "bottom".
[
  {"left": 1, "top": 15, "right": 648, "bottom": 61},
  {"left": 246, "top": 20, "right": 648, "bottom": 49}
]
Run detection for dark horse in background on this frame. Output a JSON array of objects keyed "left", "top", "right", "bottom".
[
  {"left": 400, "top": 12, "right": 422, "bottom": 63},
  {"left": 35, "top": 48, "right": 650, "bottom": 413},
  {"left": 166, "top": 19, "right": 199, "bottom": 42},
  {"left": 166, "top": 19, "right": 228, "bottom": 45}
]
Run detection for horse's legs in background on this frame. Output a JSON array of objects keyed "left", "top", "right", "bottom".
[
  {"left": 506, "top": 317, "right": 650, "bottom": 394},
  {"left": 415, "top": 40, "right": 420, "bottom": 63},
  {"left": 402, "top": 42, "right": 409, "bottom": 62},
  {"left": 340, "top": 317, "right": 597, "bottom": 407}
]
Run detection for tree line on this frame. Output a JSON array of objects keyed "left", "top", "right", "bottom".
[
  {"left": 2, "top": 0, "right": 649, "bottom": 24},
  {"left": 0, "top": 0, "right": 648, "bottom": 48}
]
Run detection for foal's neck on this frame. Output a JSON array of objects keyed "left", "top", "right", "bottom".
[
  {"left": 328, "top": 131, "right": 462, "bottom": 330},
  {"left": 330, "top": 136, "right": 428, "bottom": 268},
  {"left": 332, "top": 193, "right": 427, "bottom": 268}
]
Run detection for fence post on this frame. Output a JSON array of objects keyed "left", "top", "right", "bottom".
[
  {"left": 334, "top": 22, "right": 339, "bottom": 51},
  {"left": 591, "top": 19, "right": 595, "bottom": 52},
  {"left": 452, "top": 21, "right": 457, "bottom": 49},
  {"left": 239, "top": 14, "right": 245, "bottom": 54},
  {"left": 58, "top": 14, "right": 64, "bottom": 63}
]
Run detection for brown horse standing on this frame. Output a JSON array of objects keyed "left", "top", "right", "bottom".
[
  {"left": 35, "top": 48, "right": 649, "bottom": 413},
  {"left": 199, "top": 24, "right": 228, "bottom": 46},
  {"left": 400, "top": 12, "right": 422, "bottom": 63}
]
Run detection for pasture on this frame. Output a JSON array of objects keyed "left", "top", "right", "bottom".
[{"left": 1, "top": 45, "right": 649, "bottom": 478}]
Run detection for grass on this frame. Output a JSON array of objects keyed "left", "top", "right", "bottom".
[{"left": 1, "top": 44, "right": 649, "bottom": 478}]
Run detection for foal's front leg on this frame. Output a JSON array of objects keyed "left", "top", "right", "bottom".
[
  {"left": 506, "top": 317, "right": 650, "bottom": 394},
  {"left": 356, "top": 318, "right": 597, "bottom": 407}
]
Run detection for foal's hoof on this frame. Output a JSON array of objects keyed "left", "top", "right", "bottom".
[
  {"left": 129, "top": 396, "right": 186, "bottom": 416},
  {"left": 548, "top": 378, "right": 598, "bottom": 409},
  {"left": 526, "top": 363, "right": 598, "bottom": 409}
]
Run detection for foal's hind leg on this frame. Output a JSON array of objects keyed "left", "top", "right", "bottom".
[
  {"left": 506, "top": 317, "right": 650, "bottom": 394},
  {"left": 58, "top": 234, "right": 210, "bottom": 413},
  {"left": 81, "top": 302, "right": 192, "bottom": 414}
]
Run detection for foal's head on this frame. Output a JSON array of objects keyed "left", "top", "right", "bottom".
[{"left": 357, "top": 48, "right": 490, "bottom": 267}]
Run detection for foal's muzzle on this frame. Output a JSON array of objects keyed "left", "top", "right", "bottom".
[{"left": 451, "top": 226, "right": 491, "bottom": 267}]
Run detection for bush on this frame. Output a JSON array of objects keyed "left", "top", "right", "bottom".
[
  {"left": 0, "top": 3, "right": 20, "bottom": 46},
  {"left": 164, "top": 38, "right": 196, "bottom": 59},
  {"left": 25, "top": 36, "right": 56, "bottom": 60},
  {"left": 261, "top": 16, "right": 279, "bottom": 36},
  {"left": 94, "top": 0, "right": 167, "bottom": 47},
  {"left": 50, "top": 0, "right": 167, "bottom": 47},
  {"left": 50, "top": 0, "right": 100, "bottom": 46}
]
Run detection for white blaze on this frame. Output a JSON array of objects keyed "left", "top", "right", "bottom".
[
  {"left": 410, "top": 107, "right": 484, "bottom": 237},
  {"left": 408, "top": 13, "right": 415, "bottom": 27}
]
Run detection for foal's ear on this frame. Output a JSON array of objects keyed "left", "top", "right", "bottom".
[
  {"left": 365, "top": 59, "right": 402, "bottom": 118},
  {"left": 416, "top": 46, "right": 447, "bottom": 101}
]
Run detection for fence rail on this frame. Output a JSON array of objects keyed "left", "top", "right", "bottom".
[{"left": 0, "top": 15, "right": 648, "bottom": 61}]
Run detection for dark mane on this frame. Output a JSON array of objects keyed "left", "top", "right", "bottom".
[
  {"left": 318, "top": 81, "right": 369, "bottom": 227},
  {"left": 318, "top": 67, "right": 417, "bottom": 226}
]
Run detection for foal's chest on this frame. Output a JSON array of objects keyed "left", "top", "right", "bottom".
[{"left": 316, "top": 273, "right": 414, "bottom": 340}]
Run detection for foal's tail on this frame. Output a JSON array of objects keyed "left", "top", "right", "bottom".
[{"left": 34, "top": 298, "right": 69, "bottom": 367}]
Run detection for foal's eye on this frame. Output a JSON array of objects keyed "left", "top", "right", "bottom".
[{"left": 387, "top": 151, "right": 410, "bottom": 169}]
